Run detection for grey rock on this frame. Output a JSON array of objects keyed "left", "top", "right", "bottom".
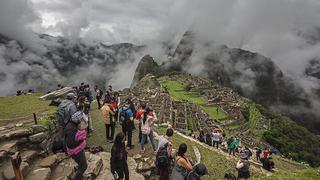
[
  {"left": 21, "top": 150, "right": 38, "bottom": 163},
  {"left": 17, "top": 137, "right": 29, "bottom": 144},
  {"left": 84, "top": 152, "right": 103, "bottom": 179},
  {"left": 26, "top": 168, "right": 51, "bottom": 180},
  {"left": 29, "top": 132, "right": 47, "bottom": 143},
  {"left": 50, "top": 158, "right": 74, "bottom": 180},
  {"left": 0, "top": 141, "right": 17, "bottom": 153},
  {"left": 7, "top": 128, "right": 33, "bottom": 138},
  {"left": 31, "top": 125, "right": 48, "bottom": 134},
  {"left": 40, "top": 155, "right": 57, "bottom": 168},
  {"left": 3, "top": 161, "right": 28, "bottom": 180}
]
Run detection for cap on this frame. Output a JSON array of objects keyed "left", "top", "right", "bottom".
[
  {"left": 240, "top": 153, "right": 248, "bottom": 159},
  {"left": 195, "top": 163, "right": 208, "bottom": 176},
  {"left": 66, "top": 92, "right": 76, "bottom": 99}
]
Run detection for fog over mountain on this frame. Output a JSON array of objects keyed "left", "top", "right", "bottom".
[{"left": 0, "top": 0, "right": 320, "bottom": 131}]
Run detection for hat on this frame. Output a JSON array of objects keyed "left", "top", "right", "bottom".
[
  {"left": 66, "top": 92, "right": 76, "bottom": 99},
  {"left": 195, "top": 163, "right": 208, "bottom": 176},
  {"left": 240, "top": 153, "right": 248, "bottom": 159}
]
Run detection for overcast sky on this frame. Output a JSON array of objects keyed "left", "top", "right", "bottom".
[{"left": 1, "top": 0, "right": 320, "bottom": 79}]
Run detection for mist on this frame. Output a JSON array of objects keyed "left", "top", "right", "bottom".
[{"left": 1, "top": 0, "right": 320, "bottom": 103}]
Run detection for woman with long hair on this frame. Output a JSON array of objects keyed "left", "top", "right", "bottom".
[
  {"left": 140, "top": 107, "right": 156, "bottom": 153},
  {"left": 170, "top": 143, "right": 193, "bottom": 180},
  {"left": 110, "top": 132, "right": 129, "bottom": 180}
]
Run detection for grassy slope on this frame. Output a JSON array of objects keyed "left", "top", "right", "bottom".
[
  {"left": 0, "top": 93, "right": 55, "bottom": 119},
  {"left": 156, "top": 127, "right": 239, "bottom": 179},
  {"left": 160, "top": 79, "right": 227, "bottom": 120},
  {"left": 256, "top": 168, "right": 320, "bottom": 180}
]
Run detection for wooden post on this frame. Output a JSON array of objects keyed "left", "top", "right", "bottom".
[
  {"left": 11, "top": 152, "right": 23, "bottom": 180},
  {"left": 33, "top": 113, "right": 37, "bottom": 125}
]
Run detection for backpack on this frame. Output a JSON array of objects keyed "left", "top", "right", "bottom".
[
  {"left": 57, "top": 102, "right": 73, "bottom": 127},
  {"left": 119, "top": 107, "right": 129, "bottom": 125},
  {"left": 156, "top": 143, "right": 170, "bottom": 167}
]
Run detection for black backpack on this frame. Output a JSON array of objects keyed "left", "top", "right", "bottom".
[
  {"left": 156, "top": 143, "right": 170, "bottom": 167},
  {"left": 119, "top": 107, "right": 129, "bottom": 125}
]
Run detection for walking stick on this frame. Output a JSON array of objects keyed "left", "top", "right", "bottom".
[{"left": 11, "top": 152, "right": 23, "bottom": 180}]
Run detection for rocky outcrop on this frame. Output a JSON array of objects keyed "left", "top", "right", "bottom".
[{"left": 130, "top": 54, "right": 160, "bottom": 89}]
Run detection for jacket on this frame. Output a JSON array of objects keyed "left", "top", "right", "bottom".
[{"left": 101, "top": 104, "right": 115, "bottom": 124}]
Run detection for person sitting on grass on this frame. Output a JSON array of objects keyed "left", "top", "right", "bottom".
[{"left": 171, "top": 143, "right": 193, "bottom": 180}]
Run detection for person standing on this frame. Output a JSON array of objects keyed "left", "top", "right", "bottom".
[
  {"left": 136, "top": 103, "right": 146, "bottom": 143},
  {"left": 56, "top": 93, "right": 78, "bottom": 153},
  {"left": 140, "top": 107, "right": 156, "bottom": 153},
  {"left": 155, "top": 128, "right": 174, "bottom": 180},
  {"left": 184, "top": 163, "right": 208, "bottom": 180},
  {"left": 101, "top": 99, "right": 116, "bottom": 142},
  {"left": 236, "top": 154, "right": 250, "bottom": 179},
  {"left": 65, "top": 104, "right": 88, "bottom": 180},
  {"left": 94, "top": 85, "right": 103, "bottom": 109},
  {"left": 119, "top": 99, "right": 134, "bottom": 149},
  {"left": 212, "top": 130, "right": 221, "bottom": 149},
  {"left": 111, "top": 132, "right": 129, "bottom": 180},
  {"left": 171, "top": 143, "right": 193, "bottom": 180}
]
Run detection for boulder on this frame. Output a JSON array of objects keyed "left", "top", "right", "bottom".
[
  {"left": 50, "top": 158, "right": 74, "bottom": 180},
  {"left": 40, "top": 155, "right": 57, "bottom": 168},
  {"left": 26, "top": 168, "right": 51, "bottom": 180},
  {"left": 31, "top": 125, "right": 48, "bottom": 134},
  {"left": 17, "top": 137, "right": 29, "bottom": 144},
  {"left": 6, "top": 129, "right": 33, "bottom": 138},
  {"left": 29, "top": 132, "right": 47, "bottom": 143},
  {"left": 84, "top": 152, "right": 103, "bottom": 179},
  {"left": 0, "top": 141, "right": 17, "bottom": 154},
  {"left": 21, "top": 150, "right": 38, "bottom": 163},
  {"left": 3, "top": 161, "right": 28, "bottom": 180}
]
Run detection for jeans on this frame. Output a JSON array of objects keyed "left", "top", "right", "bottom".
[
  {"left": 138, "top": 123, "right": 148, "bottom": 143},
  {"left": 122, "top": 122, "right": 132, "bottom": 147},
  {"left": 141, "top": 131, "right": 156, "bottom": 151},
  {"left": 71, "top": 150, "right": 87, "bottom": 180},
  {"left": 212, "top": 140, "right": 219, "bottom": 148},
  {"left": 105, "top": 123, "right": 115, "bottom": 140}
]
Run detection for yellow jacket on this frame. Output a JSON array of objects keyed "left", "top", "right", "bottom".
[{"left": 100, "top": 104, "right": 115, "bottom": 124}]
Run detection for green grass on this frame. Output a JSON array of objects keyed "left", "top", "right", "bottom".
[
  {"left": 0, "top": 93, "right": 55, "bottom": 119},
  {"left": 201, "top": 105, "right": 228, "bottom": 120},
  {"left": 161, "top": 80, "right": 206, "bottom": 104},
  {"left": 160, "top": 79, "right": 227, "bottom": 121},
  {"left": 254, "top": 168, "right": 320, "bottom": 180},
  {"left": 248, "top": 103, "right": 262, "bottom": 129}
]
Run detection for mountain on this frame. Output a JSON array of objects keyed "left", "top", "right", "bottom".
[
  {"left": 130, "top": 54, "right": 160, "bottom": 88},
  {"left": 0, "top": 33, "right": 145, "bottom": 95},
  {"left": 162, "top": 31, "right": 320, "bottom": 134}
]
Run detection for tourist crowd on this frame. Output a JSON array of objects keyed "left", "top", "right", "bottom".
[{"left": 54, "top": 83, "right": 275, "bottom": 180}]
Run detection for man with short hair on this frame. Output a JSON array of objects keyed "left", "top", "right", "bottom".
[
  {"left": 119, "top": 99, "right": 134, "bottom": 149},
  {"left": 94, "top": 85, "right": 103, "bottom": 109},
  {"left": 156, "top": 128, "right": 174, "bottom": 180}
]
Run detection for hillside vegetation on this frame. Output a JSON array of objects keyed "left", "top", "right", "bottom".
[
  {"left": 157, "top": 74, "right": 320, "bottom": 167},
  {"left": 0, "top": 93, "right": 55, "bottom": 119}
]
